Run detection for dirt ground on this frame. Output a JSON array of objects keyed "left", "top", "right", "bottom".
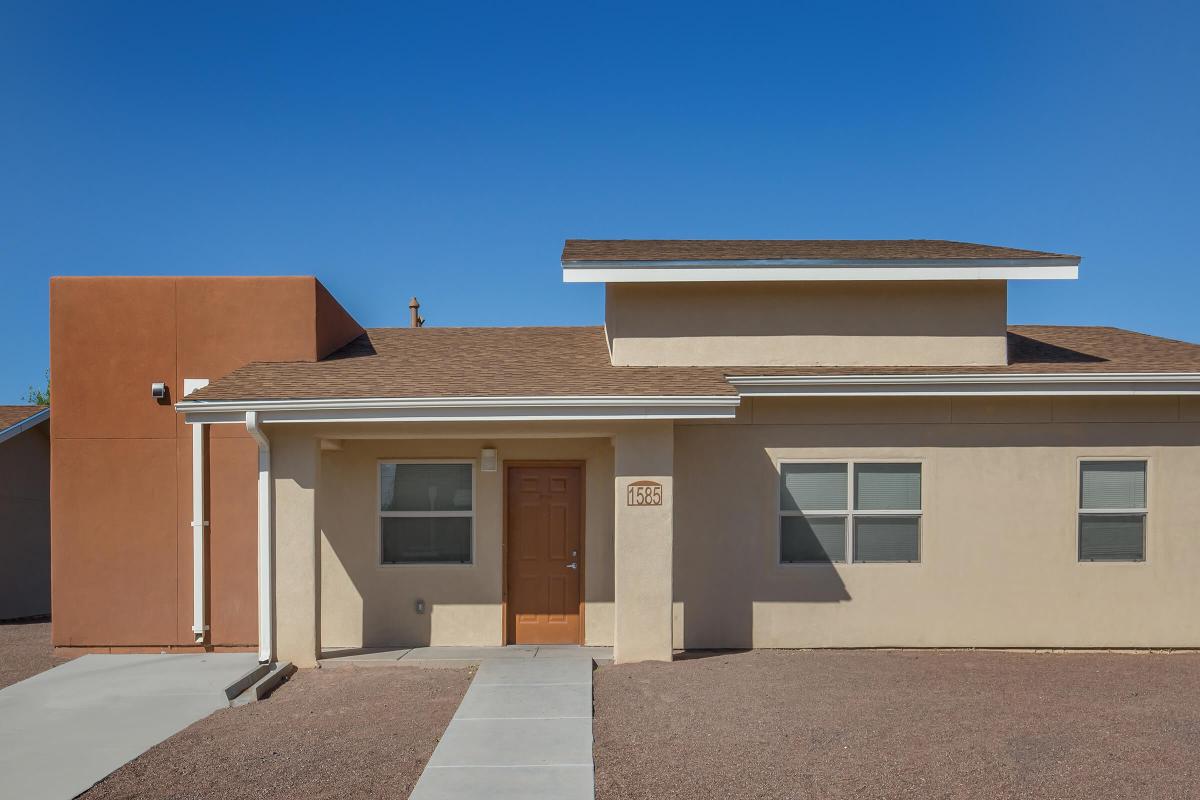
[
  {"left": 84, "top": 666, "right": 471, "bottom": 800},
  {"left": 593, "top": 649, "right": 1200, "bottom": 800},
  {"left": 0, "top": 620, "right": 63, "bottom": 689}
]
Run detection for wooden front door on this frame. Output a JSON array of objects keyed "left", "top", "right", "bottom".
[{"left": 506, "top": 465, "right": 583, "bottom": 645}]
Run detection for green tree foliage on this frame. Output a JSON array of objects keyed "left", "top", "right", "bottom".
[{"left": 24, "top": 370, "right": 49, "bottom": 405}]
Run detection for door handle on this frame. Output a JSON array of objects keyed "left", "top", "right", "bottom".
[{"left": 565, "top": 562, "right": 577, "bottom": 570}]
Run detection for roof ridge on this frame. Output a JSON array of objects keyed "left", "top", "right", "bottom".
[{"left": 363, "top": 325, "right": 604, "bottom": 333}]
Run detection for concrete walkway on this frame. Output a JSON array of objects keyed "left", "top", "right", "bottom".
[
  {"left": 409, "top": 649, "right": 599, "bottom": 799},
  {"left": 321, "top": 644, "right": 613, "bottom": 667},
  {"left": 0, "top": 653, "right": 259, "bottom": 800}
]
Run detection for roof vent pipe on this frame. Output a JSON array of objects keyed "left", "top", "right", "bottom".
[{"left": 409, "top": 297, "right": 424, "bottom": 328}]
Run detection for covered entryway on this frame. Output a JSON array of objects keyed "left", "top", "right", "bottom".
[{"left": 506, "top": 463, "right": 584, "bottom": 645}]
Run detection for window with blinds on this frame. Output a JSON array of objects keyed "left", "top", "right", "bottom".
[
  {"left": 379, "top": 462, "right": 474, "bottom": 564},
  {"left": 1078, "top": 460, "right": 1146, "bottom": 562},
  {"left": 779, "top": 461, "right": 921, "bottom": 564}
]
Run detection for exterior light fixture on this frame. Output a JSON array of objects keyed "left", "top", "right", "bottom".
[
  {"left": 481, "top": 448, "right": 498, "bottom": 472},
  {"left": 151, "top": 382, "right": 167, "bottom": 400}
]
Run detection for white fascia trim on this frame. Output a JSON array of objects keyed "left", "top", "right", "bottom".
[
  {"left": 0, "top": 407, "right": 50, "bottom": 446},
  {"left": 561, "top": 259, "right": 1079, "bottom": 283},
  {"left": 729, "top": 372, "right": 1200, "bottom": 397},
  {"left": 176, "top": 395, "right": 742, "bottom": 424}
]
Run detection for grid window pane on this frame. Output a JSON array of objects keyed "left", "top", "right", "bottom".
[
  {"left": 780, "top": 463, "right": 848, "bottom": 511},
  {"left": 1080, "top": 461, "right": 1146, "bottom": 510},
  {"left": 781, "top": 515, "right": 846, "bottom": 563},
  {"left": 855, "top": 463, "right": 921, "bottom": 511},
  {"left": 853, "top": 516, "right": 920, "bottom": 562},
  {"left": 381, "top": 464, "right": 472, "bottom": 512},
  {"left": 1079, "top": 514, "right": 1145, "bottom": 561},
  {"left": 381, "top": 517, "right": 472, "bottom": 564}
]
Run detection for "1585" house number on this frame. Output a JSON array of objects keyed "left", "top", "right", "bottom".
[{"left": 626, "top": 480, "right": 663, "bottom": 506}]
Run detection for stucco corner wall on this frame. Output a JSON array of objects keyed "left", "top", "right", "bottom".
[{"left": 613, "top": 422, "right": 675, "bottom": 663}]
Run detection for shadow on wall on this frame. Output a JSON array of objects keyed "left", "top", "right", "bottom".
[{"left": 673, "top": 448, "right": 850, "bottom": 651}]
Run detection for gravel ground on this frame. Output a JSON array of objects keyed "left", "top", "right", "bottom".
[
  {"left": 594, "top": 649, "right": 1200, "bottom": 800},
  {"left": 0, "top": 620, "right": 63, "bottom": 689},
  {"left": 84, "top": 666, "right": 471, "bottom": 800}
]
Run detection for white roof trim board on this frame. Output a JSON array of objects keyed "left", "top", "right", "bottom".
[
  {"left": 729, "top": 373, "right": 1200, "bottom": 397},
  {"left": 0, "top": 407, "right": 49, "bottom": 446},
  {"left": 177, "top": 395, "right": 743, "bottom": 424},
  {"left": 561, "top": 257, "right": 1080, "bottom": 283}
]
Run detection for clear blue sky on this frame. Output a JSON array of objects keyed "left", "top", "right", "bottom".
[{"left": 2, "top": 1, "right": 1198, "bottom": 402}]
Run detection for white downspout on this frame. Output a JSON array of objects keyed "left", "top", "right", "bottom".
[
  {"left": 246, "top": 411, "right": 274, "bottom": 664},
  {"left": 190, "top": 422, "right": 208, "bottom": 644}
]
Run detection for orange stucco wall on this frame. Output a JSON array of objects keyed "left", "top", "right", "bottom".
[{"left": 49, "top": 276, "right": 361, "bottom": 649}]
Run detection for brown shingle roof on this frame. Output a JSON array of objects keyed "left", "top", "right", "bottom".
[
  {"left": 562, "top": 239, "right": 1077, "bottom": 262},
  {"left": 0, "top": 405, "right": 48, "bottom": 431},
  {"left": 728, "top": 326, "right": 1200, "bottom": 377},
  {"left": 187, "top": 327, "right": 737, "bottom": 401},
  {"left": 185, "top": 325, "right": 1200, "bottom": 404}
]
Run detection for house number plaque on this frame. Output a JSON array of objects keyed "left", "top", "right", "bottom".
[{"left": 626, "top": 480, "right": 663, "bottom": 506}]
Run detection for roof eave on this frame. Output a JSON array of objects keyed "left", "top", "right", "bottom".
[
  {"left": 176, "top": 394, "right": 742, "bottom": 425},
  {"left": 728, "top": 372, "right": 1200, "bottom": 397},
  {"left": 561, "top": 258, "right": 1079, "bottom": 283}
]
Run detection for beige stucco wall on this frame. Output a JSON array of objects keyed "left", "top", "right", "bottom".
[
  {"left": 273, "top": 431, "right": 321, "bottom": 666},
  {"left": 0, "top": 422, "right": 50, "bottom": 620},
  {"left": 316, "top": 436, "right": 615, "bottom": 649},
  {"left": 605, "top": 281, "right": 1009, "bottom": 366},
  {"left": 673, "top": 396, "right": 1200, "bottom": 649},
  {"left": 613, "top": 423, "right": 674, "bottom": 662}
]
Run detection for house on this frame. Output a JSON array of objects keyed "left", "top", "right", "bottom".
[
  {"left": 0, "top": 405, "right": 50, "bottom": 620},
  {"left": 47, "top": 241, "right": 1200, "bottom": 667}
]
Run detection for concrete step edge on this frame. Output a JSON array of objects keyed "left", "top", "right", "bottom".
[
  {"left": 231, "top": 661, "right": 296, "bottom": 706},
  {"left": 223, "top": 662, "right": 270, "bottom": 702}
]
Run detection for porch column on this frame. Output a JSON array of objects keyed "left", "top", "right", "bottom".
[
  {"left": 272, "top": 432, "right": 321, "bottom": 668},
  {"left": 613, "top": 422, "right": 674, "bottom": 663}
]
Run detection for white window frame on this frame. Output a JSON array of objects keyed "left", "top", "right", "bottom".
[
  {"left": 1077, "top": 457, "right": 1148, "bottom": 564},
  {"left": 778, "top": 459, "right": 923, "bottom": 565},
  {"left": 377, "top": 459, "right": 476, "bottom": 567}
]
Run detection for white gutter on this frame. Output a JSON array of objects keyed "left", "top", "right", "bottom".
[
  {"left": 729, "top": 372, "right": 1200, "bottom": 397},
  {"left": 177, "top": 394, "right": 742, "bottom": 425},
  {"left": 0, "top": 407, "right": 50, "bottom": 446},
  {"left": 561, "top": 258, "right": 1080, "bottom": 283},
  {"left": 246, "top": 411, "right": 274, "bottom": 665},
  {"left": 190, "top": 422, "right": 208, "bottom": 643}
]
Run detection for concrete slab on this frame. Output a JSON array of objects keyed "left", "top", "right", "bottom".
[
  {"left": 455, "top": 682, "right": 592, "bottom": 720},
  {"left": 473, "top": 657, "right": 592, "bottom": 685},
  {"left": 428, "top": 717, "right": 593, "bottom": 767},
  {"left": 402, "top": 646, "right": 537, "bottom": 661},
  {"left": 535, "top": 645, "right": 613, "bottom": 661},
  {"left": 411, "top": 765, "right": 593, "bottom": 800},
  {"left": 0, "top": 653, "right": 258, "bottom": 800}
]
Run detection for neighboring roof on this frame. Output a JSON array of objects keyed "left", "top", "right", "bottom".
[
  {"left": 183, "top": 325, "right": 1200, "bottom": 408},
  {"left": 0, "top": 405, "right": 48, "bottom": 430},
  {"left": 726, "top": 326, "right": 1200, "bottom": 377},
  {"left": 0, "top": 405, "right": 49, "bottom": 445},
  {"left": 562, "top": 239, "right": 1077, "bottom": 263},
  {"left": 185, "top": 327, "right": 738, "bottom": 402}
]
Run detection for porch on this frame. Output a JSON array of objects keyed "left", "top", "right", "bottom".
[{"left": 264, "top": 421, "right": 676, "bottom": 668}]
